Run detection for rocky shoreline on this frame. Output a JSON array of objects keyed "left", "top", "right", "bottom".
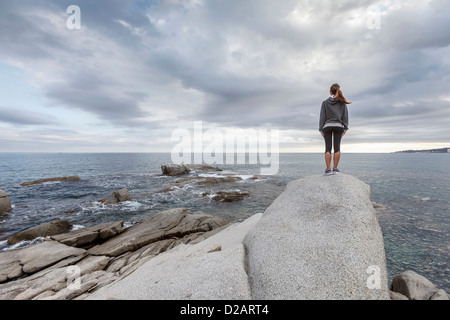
[
  {"left": 0, "top": 208, "right": 230, "bottom": 300},
  {"left": 0, "top": 166, "right": 448, "bottom": 300}
]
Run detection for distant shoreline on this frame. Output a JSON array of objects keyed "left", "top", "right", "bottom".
[{"left": 394, "top": 147, "right": 450, "bottom": 154}]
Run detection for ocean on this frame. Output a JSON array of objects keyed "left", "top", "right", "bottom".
[{"left": 0, "top": 152, "right": 448, "bottom": 292}]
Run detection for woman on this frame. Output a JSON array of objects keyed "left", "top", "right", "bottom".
[{"left": 319, "top": 83, "right": 351, "bottom": 175}]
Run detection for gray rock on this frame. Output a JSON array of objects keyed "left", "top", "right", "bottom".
[
  {"left": 99, "top": 188, "right": 131, "bottom": 205},
  {"left": 7, "top": 220, "right": 72, "bottom": 245},
  {"left": 0, "top": 190, "right": 12, "bottom": 213},
  {"left": 196, "top": 176, "right": 243, "bottom": 185},
  {"left": 203, "top": 190, "right": 250, "bottom": 202},
  {"left": 430, "top": 289, "right": 449, "bottom": 300},
  {"left": 51, "top": 221, "right": 124, "bottom": 247},
  {"left": 186, "top": 164, "right": 222, "bottom": 172},
  {"left": 175, "top": 175, "right": 243, "bottom": 185},
  {"left": 390, "top": 270, "right": 439, "bottom": 300},
  {"left": 0, "top": 208, "right": 232, "bottom": 299},
  {"left": 21, "top": 176, "right": 80, "bottom": 187},
  {"left": 389, "top": 290, "right": 409, "bottom": 300},
  {"left": 0, "top": 240, "right": 86, "bottom": 283},
  {"left": 85, "top": 213, "right": 262, "bottom": 300},
  {"left": 88, "top": 208, "right": 229, "bottom": 257},
  {"left": 161, "top": 164, "right": 191, "bottom": 176},
  {"left": 244, "top": 174, "right": 390, "bottom": 300}
]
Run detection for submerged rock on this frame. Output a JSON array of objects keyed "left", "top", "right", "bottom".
[
  {"left": 186, "top": 164, "right": 222, "bottom": 172},
  {"left": 7, "top": 220, "right": 72, "bottom": 245},
  {"left": 176, "top": 175, "right": 243, "bottom": 185},
  {"left": 203, "top": 190, "right": 250, "bottom": 202},
  {"left": 20, "top": 176, "right": 80, "bottom": 187},
  {"left": 0, "top": 190, "right": 12, "bottom": 213}
]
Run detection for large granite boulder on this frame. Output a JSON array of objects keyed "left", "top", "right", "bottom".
[
  {"left": 21, "top": 176, "right": 80, "bottom": 187},
  {"left": 244, "top": 174, "right": 390, "bottom": 300},
  {"left": 7, "top": 220, "right": 72, "bottom": 245},
  {"left": 0, "top": 190, "right": 12, "bottom": 213}
]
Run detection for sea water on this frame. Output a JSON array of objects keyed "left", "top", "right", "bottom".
[{"left": 0, "top": 152, "right": 448, "bottom": 292}]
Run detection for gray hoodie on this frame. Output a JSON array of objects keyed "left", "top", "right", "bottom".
[{"left": 319, "top": 97, "right": 349, "bottom": 132}]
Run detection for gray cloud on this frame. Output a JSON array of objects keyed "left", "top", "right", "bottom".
[
  {"left": 0, "top": 107, "right": 58, "bottom": 126},
  {"left": 0, "top": 0, "right": 449, "bottom": 151}
]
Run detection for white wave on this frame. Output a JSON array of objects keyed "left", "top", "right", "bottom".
[
  {"left": 42, "top": 181, "right": 62, "bottom": 185},
  {"left": 123, "top": 221, "right": 135, "bottom": 228},
  {"left": 71, "top": 224, "right": 85, "bottom": 231},
  {"left": 2, "top": 237, "right": 45, "bottom": 251},
  {"left": 236, "top": 175, "right": 257, "bottom": 180},
  {"left": 198, "top": 173, "right": 226, "bottom": 178}
]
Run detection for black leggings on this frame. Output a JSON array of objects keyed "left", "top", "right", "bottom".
[{"left": 323, "top": 126, "right": 344, "bottom": 154}]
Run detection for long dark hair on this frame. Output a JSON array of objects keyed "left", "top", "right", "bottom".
[{"left": 330, "top": 83, "right": 351, "bottom": 104}]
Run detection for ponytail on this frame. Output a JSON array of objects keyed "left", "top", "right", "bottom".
[{"left": 330, "top": 83, "right": 351, "bottom": 104}]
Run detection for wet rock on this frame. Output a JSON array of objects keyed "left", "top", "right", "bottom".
[
  {"left": 0, "top": 190, "right": 12, "bottom": 213},
  {"left": 176, "top": 175, "right": 243, "bottom": 185},
  {"left": 7, "top": 220, "right": 72, "bottom": 245},
  {"left": 20, "top": 176, "right": 80, "bottom": 187},
  {"left": 196, "top": 176, "right": 243, "bottom": 185},
  {"left": 161, "top": 164, "right": 191, "bottom": 176},
  {"left": 99, "top": 188, "right": 131, "bottom": 205},
  {"left": 186, "top": 164, "right": 222, "bottom": 172},
  {"left": 203, "top": 191, "right": 250, "bottom": 202},
  {"left": 161, "top": 164, "right": 223, "bottom": 176}
]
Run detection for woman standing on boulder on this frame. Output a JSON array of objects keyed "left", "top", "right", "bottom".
[{"left": 319, "top": 83, "right": 351, "bottom": 175}]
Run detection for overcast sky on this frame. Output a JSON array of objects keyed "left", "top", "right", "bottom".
[{"left": 0, "top": 0, "right": 449, "bottom": 153}]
